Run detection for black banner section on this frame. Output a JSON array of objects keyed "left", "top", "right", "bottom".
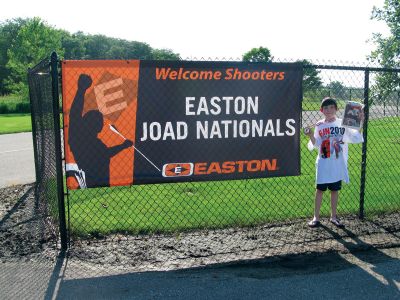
[{"left": 133, "top": 61, "right": 302, "bottom": 184}]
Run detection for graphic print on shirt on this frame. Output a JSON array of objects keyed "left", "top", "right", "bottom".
[
  {"left": 309, "top": 118, "right": 363, "bottom": 185},
  {"left": 318, "top": 126, "right": 345, "bottom": 159},
  {"left": 332, "top": 138, "right": 344, "bottom": 158},
  {"left": 321, "top": 139, "right": 330, "bottom": 158}
]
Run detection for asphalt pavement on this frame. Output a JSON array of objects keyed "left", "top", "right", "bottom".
[
  {"left": 1, "top": 247, "right": 399, "bottom": 299},
  {"left": 0, "top": 132, "right": 35, "bottom": 188}
]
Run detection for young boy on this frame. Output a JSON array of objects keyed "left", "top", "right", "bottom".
[{"left": 304, "top": 97, "right": 364, "bottom": 228}]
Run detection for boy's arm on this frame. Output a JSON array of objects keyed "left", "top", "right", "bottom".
[
  {"left": 343, "top": 127, "right": 364, "bottom": 144},
  {"left": 305, "top": 127, "right": 318, "bottom": 150},
  {"left": 308, "top": 131, "right": 316, "bottom": 145}
]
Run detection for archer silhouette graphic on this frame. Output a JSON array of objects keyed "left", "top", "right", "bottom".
[{"left": 68, "top": 74, "right": 133, "bottom": 188}]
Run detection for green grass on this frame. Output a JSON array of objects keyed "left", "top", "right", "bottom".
[
  {"left": 0, "top": 95, "right": 31, "bottom": 134},
  {"left": 364, "top": 117, "right": 400, "bottom": 214},
  {"left": 0, "top": 113, "right": 65, "bottom": 134},
  {"left": 2, "top": 99, "right": 396, "bottom": 235},
  {"left": 0, "top": 114, "right": 32, "bottom": 134},
  {"left": 66, "top": 117, "right": 400, "bottom": 237}
]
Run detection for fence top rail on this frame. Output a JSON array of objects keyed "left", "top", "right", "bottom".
[
  {"left": 305, "top": 64, "right": 400, "bottom": 73},
  {"left": 55, "top": 56, "right": 400, "bottom": 73},
  {"left": 28, "top": 58, "right": 50, "bottom": 75}
]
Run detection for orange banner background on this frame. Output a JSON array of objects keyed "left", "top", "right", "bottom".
[{"left": 62, "top": 60, "right": 139, "bottom": 189}]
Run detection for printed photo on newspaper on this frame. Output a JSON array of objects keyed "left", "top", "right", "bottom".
[{"left": 342, "top": 101, "right": 363, "bottom": 129}]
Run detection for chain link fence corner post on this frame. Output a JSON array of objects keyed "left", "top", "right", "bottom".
[
  {"left": 50, "top": 52, "right": 68, "bottom": 250},
  {"left": 27, "top": 67, "right": 40, "bottom": 196},
  {"left": 359, "top": 69, "right": 370, "bottom": 220}
]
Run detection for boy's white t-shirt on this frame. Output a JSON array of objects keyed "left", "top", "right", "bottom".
[{"left": 307, "top": 118, "right": 363, "bottom": 184}]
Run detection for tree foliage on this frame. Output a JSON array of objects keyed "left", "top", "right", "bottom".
[
  {"left": 0, "top": 17, "right": 181, "bottom": 97},
  {"left": 242, "top": 50, "right": 323, "bottom": 93},
  {"left": 370, "top": 0, "right": 400, "bottom": 101},
  {"left": 298, "top": 59, "right": 323, "bottom": 92},
  {"left": 151, "top": 48, "right": 181, "bottom": 60},
  {"left": 327, "top": 81, "right": 347, "bottom": 100},
  {"left": 0, "top": 18, "right": 28, "bottom": 94},
  {"left": 5, "top": 18, "right": 64, "bottom": 96},
  {"left": 242, "top": 47, "right": 272, "bottom": 62},
  {"left": 61, "top": 31, "right": 87, "bottom": 60}
]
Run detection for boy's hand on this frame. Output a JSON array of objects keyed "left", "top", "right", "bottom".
[{"left": 303, "top": 127, "right": 313, "bottom": 137}]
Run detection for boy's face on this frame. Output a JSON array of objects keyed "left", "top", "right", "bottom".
[{"left": 321, "top": 104, "right": 337, "bottom": 118}]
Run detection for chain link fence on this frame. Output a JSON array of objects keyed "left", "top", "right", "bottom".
[
  {"left": 0, "top": 56, "right": 64, "bottom": 300},
  {"left": 26, "top": 55, "right": 400, "bottom": 275},
  {"left": 27, "top": 55, "right": 63, "bottom": 246},
  {"left": 364, "top": 69, "right": 400, "bottom": 236}
]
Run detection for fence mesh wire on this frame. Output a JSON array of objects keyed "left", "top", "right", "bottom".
[
  {"left": 27, "top": 58, "right": 60, "bottom": 244},
  {"left": 0, "top": 57, "right": 64, "bottom": 299},
  {"left": 25, "top": 57, "right": 400, "bottom": 275},
  {"left": 364, "top": 71, "right": 400, "bottom": 235}
]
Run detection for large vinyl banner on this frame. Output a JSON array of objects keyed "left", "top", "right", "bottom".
[{"left": 62, "top": 60, "right": 302, "bottom": 189}]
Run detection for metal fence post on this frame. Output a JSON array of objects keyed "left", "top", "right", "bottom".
[
  {"left": 27, "top": 69, "right": 40, "bottom": 191},
  {"left": 359, "top": 69, "right": 370, "bottom": 219},
  {"left": 50, "top": 52, "right": 68, "bottom": 250}
]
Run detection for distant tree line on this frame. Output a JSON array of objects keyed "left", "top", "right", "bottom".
[
  {"left": 242, "top": 47, "right": 323, "bottom": 93},
  {"left": 369, "top": 0, "right": 400, "bottom": 104},
  {"left": 3, "top": 12, "right": 396, "bottom": 106},
  {"left": 0, "top": 17, "right": 180, "bottom": 97}
]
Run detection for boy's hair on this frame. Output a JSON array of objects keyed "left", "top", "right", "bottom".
[{"left": 321, "top": 97, "right": 338, "bottom": 109}]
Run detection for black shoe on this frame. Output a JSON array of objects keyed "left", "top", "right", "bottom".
[{"left": 330, "top": 218, "right": 345, "bottom": 228}]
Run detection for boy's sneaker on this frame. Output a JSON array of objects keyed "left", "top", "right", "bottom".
[
  {"left": 308, "top": 220, "right": 321, "bottom": 228},
  {"left": 330, "top": 218, "right": 345, "bottom": 228}
]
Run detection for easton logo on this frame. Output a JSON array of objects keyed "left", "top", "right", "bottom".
[{"left": 162, "top": 163, "right": 194, "bottom": 177}]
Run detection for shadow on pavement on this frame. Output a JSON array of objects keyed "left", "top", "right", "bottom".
[{"left": 49, "top": 245, "right": 400, "bottom": 300}]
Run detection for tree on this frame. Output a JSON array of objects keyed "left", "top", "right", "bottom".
[
  {"left": 6, "top": 17, "right": 64, "bottom": 96},
  {"left": 0, "top": 18, "right": 29, "bottom": 95},
  {"left": 151, "top": 48, "right": 181, "bottom": 60},
  {"left": 369, "top": 0, "right": 400, "bottom": 102},
  {"left": 242, "top": 47, "right": 272, "bottom": 62},
  {"left": 61, "top": 31, "right": 86, "bottom": 59},
  {"left": 121, "top": 40, "right": 153, "bottom": 59},
  {"left": 299, "top": 59, "right": 323, "bottom": 92},
  {"left": 1, "top": 17, "right": 180, "bottom": 98},
  {"left": 328, "top": 81, "right": 347, "bottom": 100},
  {"left": 81, "top": 35, "right": 154, "bottom": 59},
  {"left": 83, "top": 34, "right": 113, "bottom": 59}
]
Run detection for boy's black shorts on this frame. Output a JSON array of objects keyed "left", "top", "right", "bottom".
[{"left": 316, "top": 181, "right": 342, "bottom": 191}]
